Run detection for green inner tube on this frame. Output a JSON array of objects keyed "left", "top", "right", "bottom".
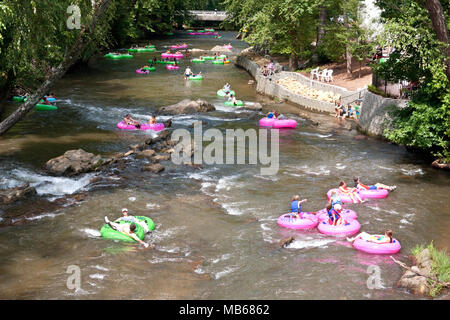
[
  {"left": 186, "top": 29, "right": 194, "bottom": 32},
  {"left": 165, "top": 32, "right": 174, "bottom": 36},
  {"left": 379, "top": 58, "right": 388, "bottom": 63},
  {"left": 142, "top": 66, "right": 156, "bottom": 71},
  {"left": 13, "top": 96, "right": 27, "bottom": 102},
  {"left": 106, "top": 54, "right": 133, "bottom": 60},
  {"left": 224, "top": 100, "right": 243, "bottom": 107},
  {"left": 218, "top": 54, "right": 227, "bottom": 59},
  {"left": 36, "top": 104, "right": 58, "bottom": 111},
  {"left": 191, "top": 59, "right": 205, "bottom": 63},
  {"left": 217, "top": 89, "right": 235, "bottom": 97},
  {"left": 197, "top": 30, "right": 205, "bottom": 33},
  {"left": 100, "top": 216, "right": 155, "bottom": 242},
  {"left": 205, "top": 28, "right": 215, "bottom": 32},
  {"left": 212, "top": 59, "right": 224, "bottom": 65},
  {"left": 129, "top": 48, "right": 156, "bottom": 53},
  {"left": 145, "top": 45, "right": 155, "bottom": 48},
  {"left": 216, "top": 36, "right": 223, "bottom": 39},
  {"left": 189, "top": 75, "right": 203, "bottom": 80},
  {"left": 201, "top": 56, "right": 214, "bottom": 60}
]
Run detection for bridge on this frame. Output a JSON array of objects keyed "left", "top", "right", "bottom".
[{"left": 188, "top": 10, "right": 228, "bottom": 21}]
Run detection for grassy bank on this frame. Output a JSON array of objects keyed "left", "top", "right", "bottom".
[{"left": 411, "top": 242, "right": 450, "bottom": 297}]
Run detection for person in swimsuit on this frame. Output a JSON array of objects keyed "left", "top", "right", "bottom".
[
  {"left": 147, "top": 116, "right": 157, "bottom": 125},
  {"left": 347, "top": 229, "right": 394, "bottom": 244},
  {"left": 338, "top": 181, "right": 363, "bottom": 203},
  {"left": 266, "top": 110, "right": 275, "bottom": 118},
  {"left": 290, "top": 195, "right": 307, "bottom": 218},
  {"left": 104, "top": 216, "right": 149, "bottom": 247},
  {"left": 114, "top": 208, "right": 150, "bottom": 233},
  {"left": 329, "top": 190, "right": 342, "bottom": 206},
  {"left": 223, "top": 83, "right": 231, "bottom": 94},
  {"left": 353, "top": 177, "right": 396, "bottom": 191},
  {"left": 184, "top": 66, "right": 193, "bottom": 79},
  {"left": 326, "top": 203, "right": 347, "bottom": 226},
  {"left": 123, "top": 114, "right": 141, "bottom": 129}
]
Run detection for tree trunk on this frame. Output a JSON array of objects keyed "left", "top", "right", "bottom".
[
  {"left": 312, "top": 5, "right": 327, "bottom": 63},
  {"left": 289, "top": 53, "right": 299, "bottom": 71},
  {"left": 0, "top": 0, "right": 113, "bottom": 136},
  {"left": 425, "top": 0, "right": 450, "bottom": 82},
  {"left": 344, "top": 10, "right": 352, "bottom": 77}
]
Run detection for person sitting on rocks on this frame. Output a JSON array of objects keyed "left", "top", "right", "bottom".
[
  {"left": 104, "top": 216, "right": 149, "bottom": 247},
  {"left": 354, "top": 177, "right": 396, "bottom": 192},
  {"left": 262, "top": 65, "right": 269, "bottom": 77},
  {"left": 267, "top": 60, "right": 275, "bottom": 75},
  {"left": 114, "top": 208, "right": 150, "bottom": 233},
  {"left": 123, "top": 114, "right": 140, "bottom": 129},
  {"left": 347, "top": 229, "right": 393, "bottom": 244},
  {"left": 148, "top": 116, "right": 157, "bottom": 125}
]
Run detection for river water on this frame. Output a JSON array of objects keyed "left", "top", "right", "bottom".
[{"left": 0, "top": 31, "right": 449, "bottom": 300}]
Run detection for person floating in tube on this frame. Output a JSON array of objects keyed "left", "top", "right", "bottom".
[
  {"left": 223, "top": 82, "right": 231, "bottom": 95},
  {"left": 347, "top": 229, "right": 394, "bottom": 244},
  {"left": 147, "top": 115, "right": 157, "bottom": 125},
  {"left": 290, "top": 195, "right": 307, "bottom": 218},
  {"left": 338, "top": 181, "right": 364, "bottom": 203},
  {"left": 123, "top": 114, "right": 141, "bottom": 129},
  {"left": 104, "top": 216, "right": 150, "bottom": 248},
  {"left": 326, "top": 203, "right": 347, "bottom": 226},
  {"left": 113, "top": 208, "right": 151, "bottom": 234},
  {"left": 353, "top": 177, "right": 396, "bottom": 192},
  {"left": 184, "top": 66, "right": 193, "bottom": 79},
  {"left": 228, "top": 93, "right": 238, "bottom": 106}
]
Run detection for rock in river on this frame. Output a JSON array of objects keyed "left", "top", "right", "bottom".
[
  {"left": 0, "top": 183, "right": 37, "bottom": 205},
  {"left": 159, "top": 99, "right": 215, "bottom": 115},
  {"left": 43, "top": 149, "right": 103, "bottom": 176}
]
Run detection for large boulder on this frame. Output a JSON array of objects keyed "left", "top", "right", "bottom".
[
  {"left": 0, "top": 183, "right": 37, "bottom": 204},
  {"left": 397, "top": 249, "right": 433, "bottom": 296},
  {"left": 243, "top": 102, "right": 262, "bottom": 111},
  {"left": 43, "top": 149, "right": 103, "bottom": 176},
  {"left": 159, "top": 99, "right": 215, "bottom": 115}
]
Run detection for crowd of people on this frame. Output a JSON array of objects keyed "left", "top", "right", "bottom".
[
  {"left": 289, "top": 177, "right": 397, "bottom": 244},
  {"left": 334, "top": 99, "right": 361, "bottom": 119}
]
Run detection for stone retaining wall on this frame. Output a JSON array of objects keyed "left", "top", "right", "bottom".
[
  {"left": 357, "top": 90, "right": 408, "bottom": 136},
  {"left": 235, "top": 53, "right": 364, "bottom": 114}
]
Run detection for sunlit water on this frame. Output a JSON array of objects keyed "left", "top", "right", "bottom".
[{"left": 0, "top": 31, "right": 449, "bottom": 299}]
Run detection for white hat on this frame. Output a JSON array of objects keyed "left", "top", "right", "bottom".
[
  {"left": 333, "top": 204, "right": 342, "bottom": 211},
  {"left": 122, "top": 208, "right": 128, "bottom": 213}
]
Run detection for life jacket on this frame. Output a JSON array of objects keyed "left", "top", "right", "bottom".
[{"left": 291, "top": 200, "right": 300, "bottom": 213}]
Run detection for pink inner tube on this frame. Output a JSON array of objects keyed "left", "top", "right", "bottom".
[
  {"left": 358, "top": 188, "right": 389, "bottom": 199},
  {"left": 161, "top": 53, "right": 183, "bottom": 59},
  {"left": 353, "top": 238, "right": 401, "bottom": 254},
  {"left": 170, "top": 44, "right": 188, "bottom": 49},
  {"left": 136, "top": 69, "right": 149, "bottom": 74},
  {"left": 315, "top": 208, "right": 358, "bottom": 221},
  {"left": 166, "top": 65, "right": 179, "bottom": 70},
  {"left": 223, "top": 45, "right": 233, "bottom": 49},
  {"left": 259, "top": 118, "right": 276, "bottom": 127},
  {"left": 327, "top": 188, "right": 363, "bottom": 204},
  {"left": 317, "top": 219, "right": 361, "bottom": 236},
  {"left": 117, "top": 121, "right": 165, "bottom": 131},
  {"left": 272, "top": 119, "right": 297, "bottom": 129},
  {"left": 277, "top": 213, "right": 319, "bottom": 230}
]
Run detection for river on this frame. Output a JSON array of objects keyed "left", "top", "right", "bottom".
[{"left": 0, "top": 31, "right": 449, "bottom": 300}]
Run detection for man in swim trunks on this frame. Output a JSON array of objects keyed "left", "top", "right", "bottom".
[
  {"left": 104, "top": 216, "right": 149, "bottom": 247},
  {"left": 184, "top": 66, "right": 193, "bottom": 79},
  {"left": 115, "top": 208, "right": 150, "bottom": 233},
  {"left": 339, "top": 181, "right": 363, "bottom": 203},
  {"left": 123, "top": 114, "right": 141, "bottom": 129}
]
